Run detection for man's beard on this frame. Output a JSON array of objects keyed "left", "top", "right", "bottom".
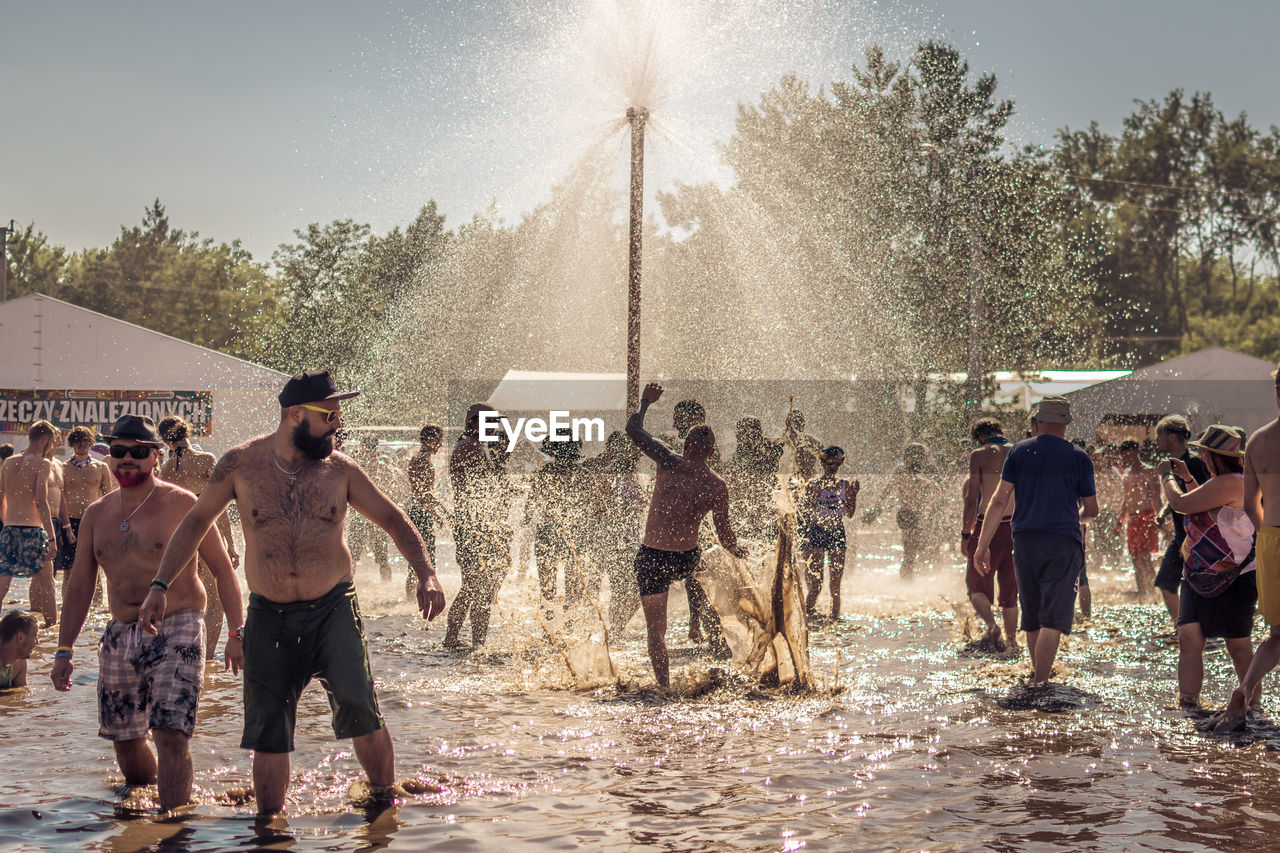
[
  {"left": 113, "top": 468, "right": 152, "bottom": 488},
  {"left": 292, "top": 421, "right": 335, "bottom": 460}
]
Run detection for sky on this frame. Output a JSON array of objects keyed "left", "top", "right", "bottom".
[{"left": 3, "top": 0, "right": 1277, "bottom": 263}]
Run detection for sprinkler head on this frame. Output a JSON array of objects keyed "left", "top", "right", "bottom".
[{"left": 626, "top": 106, "right": 649, "bottom": 123}]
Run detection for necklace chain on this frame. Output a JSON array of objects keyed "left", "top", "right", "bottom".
[
  {"left": 118, "top": 481, "right": 158, "bottom": 532},
  {"left": 272, "top": 450, "right": 303, "bottom": 482}
]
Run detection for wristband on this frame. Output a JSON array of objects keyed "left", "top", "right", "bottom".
[
  {"left": 54, "top": 649, "right": 73, "bottom": 660},
  {"left": 228, "top": 625, "right": 245, "bottom": 641},
  {"left": 150, "top": 577, "right": 169, "bottom": 593}
]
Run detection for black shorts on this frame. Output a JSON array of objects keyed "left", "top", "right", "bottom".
[
  {"left": 634, "top": 545, "right": 701, "bottom": 597},
  {"left": 1178, "top": 572, "right": 1258, "bottom": 639},
  {"left": 240, "top": 582, "right": 384, "bottom": 753},
  {"left": 1155, "top": 537, "right": 1186, "bottom": 593},
  {"left": 55, "top": 518, "right": 79, "bottom": 574},
  {"left": 1014, "top": 531, "right": 1084, "bottom": 635}
]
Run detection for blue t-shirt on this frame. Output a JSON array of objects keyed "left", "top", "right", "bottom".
[{"left": 1001, "top": 435, "right": 1096, "bottom": 542}]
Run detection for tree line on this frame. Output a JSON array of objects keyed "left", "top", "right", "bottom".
[{"left": 5, "top": 42, "right": 1278, "bottom": 407}]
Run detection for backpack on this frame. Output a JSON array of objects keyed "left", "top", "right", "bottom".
[{"left": 1181, "top": 508, "right": 1255, "bottom": 598}]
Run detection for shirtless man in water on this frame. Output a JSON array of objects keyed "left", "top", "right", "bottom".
[
  {"left": 52, "top": 415, "right": 244, "bottom": 811},
  {"left": 145, "top": 370, "right": 447, "bottom": 814},
  {"left": 0, "top": 421, "right": 58, "bottom": 624},
  {"left": 158, "top": 417, "right": 240, "bottom": 657},
  {"left": 961, "top": 418, "right": 1018, "bottom": 649},
  {"left": 1215, "top": 366, "right": 1280, "bottom": 731},
  {"left": 626, "top": 383, "right": 746, "bottom": 688},
  {"left": 60, "top": 426, "right": 115, "bottom": 577}
]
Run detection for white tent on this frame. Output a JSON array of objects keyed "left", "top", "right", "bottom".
[
  {"left": 0, "top": 293, "right": 287, "bottom": 455},
  {"left": 486, "top": 370, "right": 627, "bottom": 412},
  {"left": 1063, "top": 347, "right": 1279, "bottom": 438}
]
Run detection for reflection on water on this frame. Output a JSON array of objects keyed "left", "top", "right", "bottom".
[{"left": 4, "top": 540, "right": 1280, "bottom": 851}]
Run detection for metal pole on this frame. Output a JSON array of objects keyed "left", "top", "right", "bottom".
[
  {"left": 0, "top": 220, "right": 11, "bottom": 303},
  {"left": 965, "top": 169, "right": 983, "bottom": 420},
  {"left": 626, "top": 107, "right": 648, "bottom": 414}
]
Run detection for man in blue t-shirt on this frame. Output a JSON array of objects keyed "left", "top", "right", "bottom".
[{"left": 974, "top": 396, "right": 1099, "bottom": 684}]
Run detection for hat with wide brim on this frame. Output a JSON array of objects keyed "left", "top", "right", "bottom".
[
  {"left": 104, "top": 415, "right": 162, "bottom": 446},
  {"left": 1032, "top": 395, "right": 1072, "bottom": 424},
  {"left": 279, "top": 370, "right": 360, "bottom": 408},
  {"left": 1189, "top": 424, "right": 1245, "bottom": 458}
]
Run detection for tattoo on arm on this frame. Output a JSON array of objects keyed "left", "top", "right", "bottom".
[{"left": 208, "top": 451, "right": 240, "bottom": 485}]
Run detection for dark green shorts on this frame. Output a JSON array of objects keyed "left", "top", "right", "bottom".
[{"left": 240, "top": 582, "right": 384, "bottom": 753}]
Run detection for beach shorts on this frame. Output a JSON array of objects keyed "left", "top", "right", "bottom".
[
  {"left": 1126, "top": 509, "right": 1159, "bottom": 557},
  {"left": 635, "top": 545, "right": 701, "bottom": 597},
  {"left": 1155, "top": 534, "right": 1186, "bottom": 594},
  {"left": 966, "top": 518, "right": 1018, "bottom": 609},
  {"left": 1255, "top": 526, "right": 1280, "bottom": 626},
  {"left": 97, "top": 608, "right": 205, "bottom": 741},
  {"left": 55, "top": 518, "right": 80, "bottom": 574},
  {"left": 802, "top": 523, "right": 846, "bottom": 552},
  {"left": 240, "top": 582, "right": 384, "bottom": 754},
  {"left": 0, "top": 525, "right": 50, "bottom": 578},
  {"left": 1178, "top": 572, "right": 1257, "bottom": 639},
  {"left": 1013, "top": 530, "right": 1084, "bottom": 635}
]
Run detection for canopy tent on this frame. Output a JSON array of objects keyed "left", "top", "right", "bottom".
[
  {"left": 486, "top": 370, "right": 627, "bottom": 412},
  {"left": 0, "top": 293, "right": 287, "bottom": 455},
  {"left": 1062, "top": 347, "right": 1278, "bottom": 439}
]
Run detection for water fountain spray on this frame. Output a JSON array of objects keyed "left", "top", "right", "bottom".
[{"left": 626, "top": 106, "right": 648, "bottom": 413}]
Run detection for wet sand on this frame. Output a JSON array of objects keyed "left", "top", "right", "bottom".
[{"left": 2, "top": 532, "right": 1279, "bottom": 851}]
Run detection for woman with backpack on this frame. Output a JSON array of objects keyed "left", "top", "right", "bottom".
[{"left": 1157, "top": 425, "right": 1256, "bottom": 711}]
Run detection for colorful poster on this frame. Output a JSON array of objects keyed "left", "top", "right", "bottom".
[{"left": 0, "top": 390, "right": 214, "bottom": 436}]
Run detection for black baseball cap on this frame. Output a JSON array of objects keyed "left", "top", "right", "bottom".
[
  {"left": 278, "top": 370, "right": 360, "bottom": 408},
  {"left": 105, "top": 415, "right": 162, "bottom": 446}
]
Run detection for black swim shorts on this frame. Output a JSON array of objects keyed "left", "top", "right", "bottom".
[
  {"left": 634, "top": 545, "right": 701, "bottom": 597},
  {"left": 240, "top": 582, "right": 384, "bottom": 754}
]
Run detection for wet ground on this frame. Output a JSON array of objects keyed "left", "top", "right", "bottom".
[{"left": 3, "top": 534, "right": 1280, "bottom": 851}]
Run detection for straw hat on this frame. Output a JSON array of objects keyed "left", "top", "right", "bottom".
[{"left": 1189, "top": 424, "right": 1245, "bottom": 458}]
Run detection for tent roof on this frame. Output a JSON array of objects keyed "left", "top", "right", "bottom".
[
  {"left": 1063, "top": 347, "right": 1278, "bottom": 435},
  {"left": 486, "top": 370, "right": 626, "bottom": 411},
  {"left": 0, "top": 293, "right": 286, "bottom": 390}
]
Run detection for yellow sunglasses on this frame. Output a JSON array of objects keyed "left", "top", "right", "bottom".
[{"left": 298, "top": 403, "right": 341, "bottom": 423}]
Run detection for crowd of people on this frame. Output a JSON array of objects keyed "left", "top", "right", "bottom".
[{"left": 1, "top": 364, "right": 1279, "bottom": 814}]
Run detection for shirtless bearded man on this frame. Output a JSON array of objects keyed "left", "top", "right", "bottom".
[
  {"left": 626, "top": 383, "right": 745, "bottom": 688},
  {"left": 51, "top": 415, "right": 245, "bottom": 811},
  {"left": 148, "top": 370, "right": 447, "bottom": 814}
]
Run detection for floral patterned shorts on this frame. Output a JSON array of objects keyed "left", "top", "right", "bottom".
[
  {"left": 0, "top": 525, "right": 50, "bottom": 578},
  {"left": 97, "top": 608, "right": 205, "bottom": 741}
]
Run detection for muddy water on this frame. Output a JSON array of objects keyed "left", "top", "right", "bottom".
[{"left": 3, "top": 531, "right": 1279, "bottom": 852}]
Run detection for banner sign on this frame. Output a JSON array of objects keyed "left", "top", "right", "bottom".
[{"left": 0, "top": 390, "right": 213, "bottom": 436}]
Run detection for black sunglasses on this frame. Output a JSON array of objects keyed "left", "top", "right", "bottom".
[{"left": 109, "top": 444, "right": 155, "bottom": 460}]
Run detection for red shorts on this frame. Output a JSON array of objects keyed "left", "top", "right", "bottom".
[
  {"left": 1126, "top": 509, "right": 1159, "bottom": 557},
  {"left": 966, "top": 518, "right": 1018, "bottom": 609}
]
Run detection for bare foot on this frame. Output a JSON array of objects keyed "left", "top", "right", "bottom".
[
  {"left": 985, "top": 624, "right": 1003, "bottom": 647},
  {"left": 1211, "top": 688, "right": 1250, "bottom": 734}
]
